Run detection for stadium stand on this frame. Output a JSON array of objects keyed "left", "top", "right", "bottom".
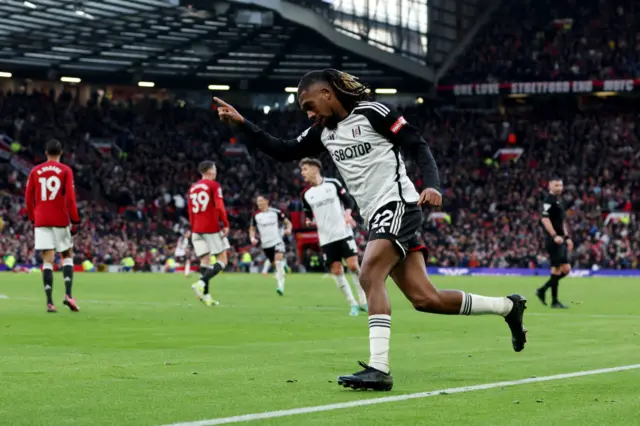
[
  {"left": 442, "top": 0, "right": 640, "bottom": 84},
  {"left": 1, "top": 87, "right": 638, "bottom": 271},
  {"left": 0, "top": 0, "right": 638, "bottom": 273}
]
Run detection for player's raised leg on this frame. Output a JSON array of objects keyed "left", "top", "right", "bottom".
[
  {"left": 390, "top": 249, "right": 527, "bottom": 348},
  {"left": 61, "top": 247, "right": 79, "bottom": 312},
  {"left": 337, "top": 239, "right": 397, "bottom": 391},
  {"left": 345, "top": 255, "right": 367, "bottom": 311},
  {"left": 274, "top": 251, "right": 286, "bottom": 295},
  {"left": 329, "top": 260, "right": 359, "bottom": 316}
]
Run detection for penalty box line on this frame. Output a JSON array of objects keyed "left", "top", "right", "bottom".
[{"left": 161, "top": 363, "right": 640, "bottom": 426}]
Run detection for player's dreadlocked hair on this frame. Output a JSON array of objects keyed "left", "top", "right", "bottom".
[{"left": 298, "top": 68, "right": 372, "bottom": 111}]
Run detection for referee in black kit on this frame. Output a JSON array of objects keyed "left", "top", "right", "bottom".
[{"left": 536, "top": 176, "right": 571, "bottom": 309}]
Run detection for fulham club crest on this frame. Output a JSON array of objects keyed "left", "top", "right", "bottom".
[{"left": 352, "top": 126, "right": 362, "bottom": 138}]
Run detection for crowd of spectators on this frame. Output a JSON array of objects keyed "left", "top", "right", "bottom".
[
  {"left": 443, "top": 0, "right": 640, "bottom": 83},
  {"left": 1, "top": 85, "right": 638, "bottom": 271},
  {"left": 3, "top": 0, "right": 640, "bottom": 271}
]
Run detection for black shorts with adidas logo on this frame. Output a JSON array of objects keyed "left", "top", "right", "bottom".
[{"left": 367, "top": 201, "right": 426, "bottom": 258}]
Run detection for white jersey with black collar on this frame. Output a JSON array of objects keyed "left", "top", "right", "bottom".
[
  {"left": 301, "top": 177, "right": 354, "bottom": 246},
  {"left": 238, "top": 101, "right": 441, "bottom": 226}
]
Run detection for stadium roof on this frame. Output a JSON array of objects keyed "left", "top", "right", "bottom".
[{"left": 0, "top": 0, "right": 435, "bottom": 93}]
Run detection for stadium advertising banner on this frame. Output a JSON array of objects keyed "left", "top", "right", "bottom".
[{"left": 437, "top": 79, "right": 640, "bottom": 97}]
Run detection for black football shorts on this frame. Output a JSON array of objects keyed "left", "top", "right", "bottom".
[{"left": 367, "top": 201, "right": 427, "bottom": 258}]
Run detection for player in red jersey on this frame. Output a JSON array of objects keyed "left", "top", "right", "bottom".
[
  {"left": 187, "top": 160, "right": 230, "bottom": 306},
  {"left": 25, "top": 140, "right": 80, "bottom": 313}
]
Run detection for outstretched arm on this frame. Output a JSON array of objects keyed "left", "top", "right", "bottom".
[{"left": 215, "top": 97, "right": 326, "bottom": 162}]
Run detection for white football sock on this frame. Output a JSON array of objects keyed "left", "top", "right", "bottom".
[
  {"left": 368, "top": 314, "right": 391, "bottom": 374},
  {"left": 262, "top": 259, "right": 271, "bottom": 274},
  {"left": 459, "top": 292, "right": 514, "bottom": 317},
  {"left": 332, "top": 274, "right": 357, "bottom": 306},
  {"left": 350, "top": 269, "right": 367, "bottom": 305},
  {"left": 184, "top": 260, "right": 191, "bottom": 277},
  {"left": 275, "top": 260, "right": 285, "bottom": 290}
]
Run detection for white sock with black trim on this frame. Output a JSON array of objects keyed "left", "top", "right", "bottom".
[
  {"left": 459, "top": 292, "right": 513, "bottom": 317},
  {"left": 368, "top": 314, "right": 391, "bottom": 374}
]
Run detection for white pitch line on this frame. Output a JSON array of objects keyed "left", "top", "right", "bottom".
[{"left": 162, "top": 364, "right": 640, "bottom": 426}]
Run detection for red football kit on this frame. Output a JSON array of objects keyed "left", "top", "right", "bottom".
[
  {"left": 25, "top": 160, "right": 80, "bottom": 227},
  {"left": 188, "top": 179, "right": 229, "bottom": 234}
]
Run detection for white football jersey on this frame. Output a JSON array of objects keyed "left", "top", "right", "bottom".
[
  {"left": 301, "top": 178, "right": 352, "bottom": 246},
  {"left": 252, "top": 208, "right": 286, "bottom": 249},
  {"left": 238, "top": 100, "right": 441, "bottom": 226}
]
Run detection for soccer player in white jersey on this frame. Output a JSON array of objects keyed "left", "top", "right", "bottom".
[
  {"left": 299, "top": 157, "right": 367, "bottom": 316},
  {"left": 250, "top": 195, "right": 292, "bottom": 295},
  {"left": 214, "top": 69, "right": 527, "bottom": 391},
  {"left": 175, "top": 230, "right": 192, "bottom": 277}
]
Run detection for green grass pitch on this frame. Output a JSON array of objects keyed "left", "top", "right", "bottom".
[{"left": 1, "top": 272, "right": 639, "bottom": 425}]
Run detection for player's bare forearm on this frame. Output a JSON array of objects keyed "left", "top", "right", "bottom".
[
  {"left": 563, "top": 222, "right": 570, "bottom": 237},
  {"left": 284, "top": 218, "right": 293, "bottom": 235},
  {"left": 249, "top": 227, "right": 256, "bottom": 241},
  {"left": 541, "top": 218, "right": 557, "bottom": 236}
]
